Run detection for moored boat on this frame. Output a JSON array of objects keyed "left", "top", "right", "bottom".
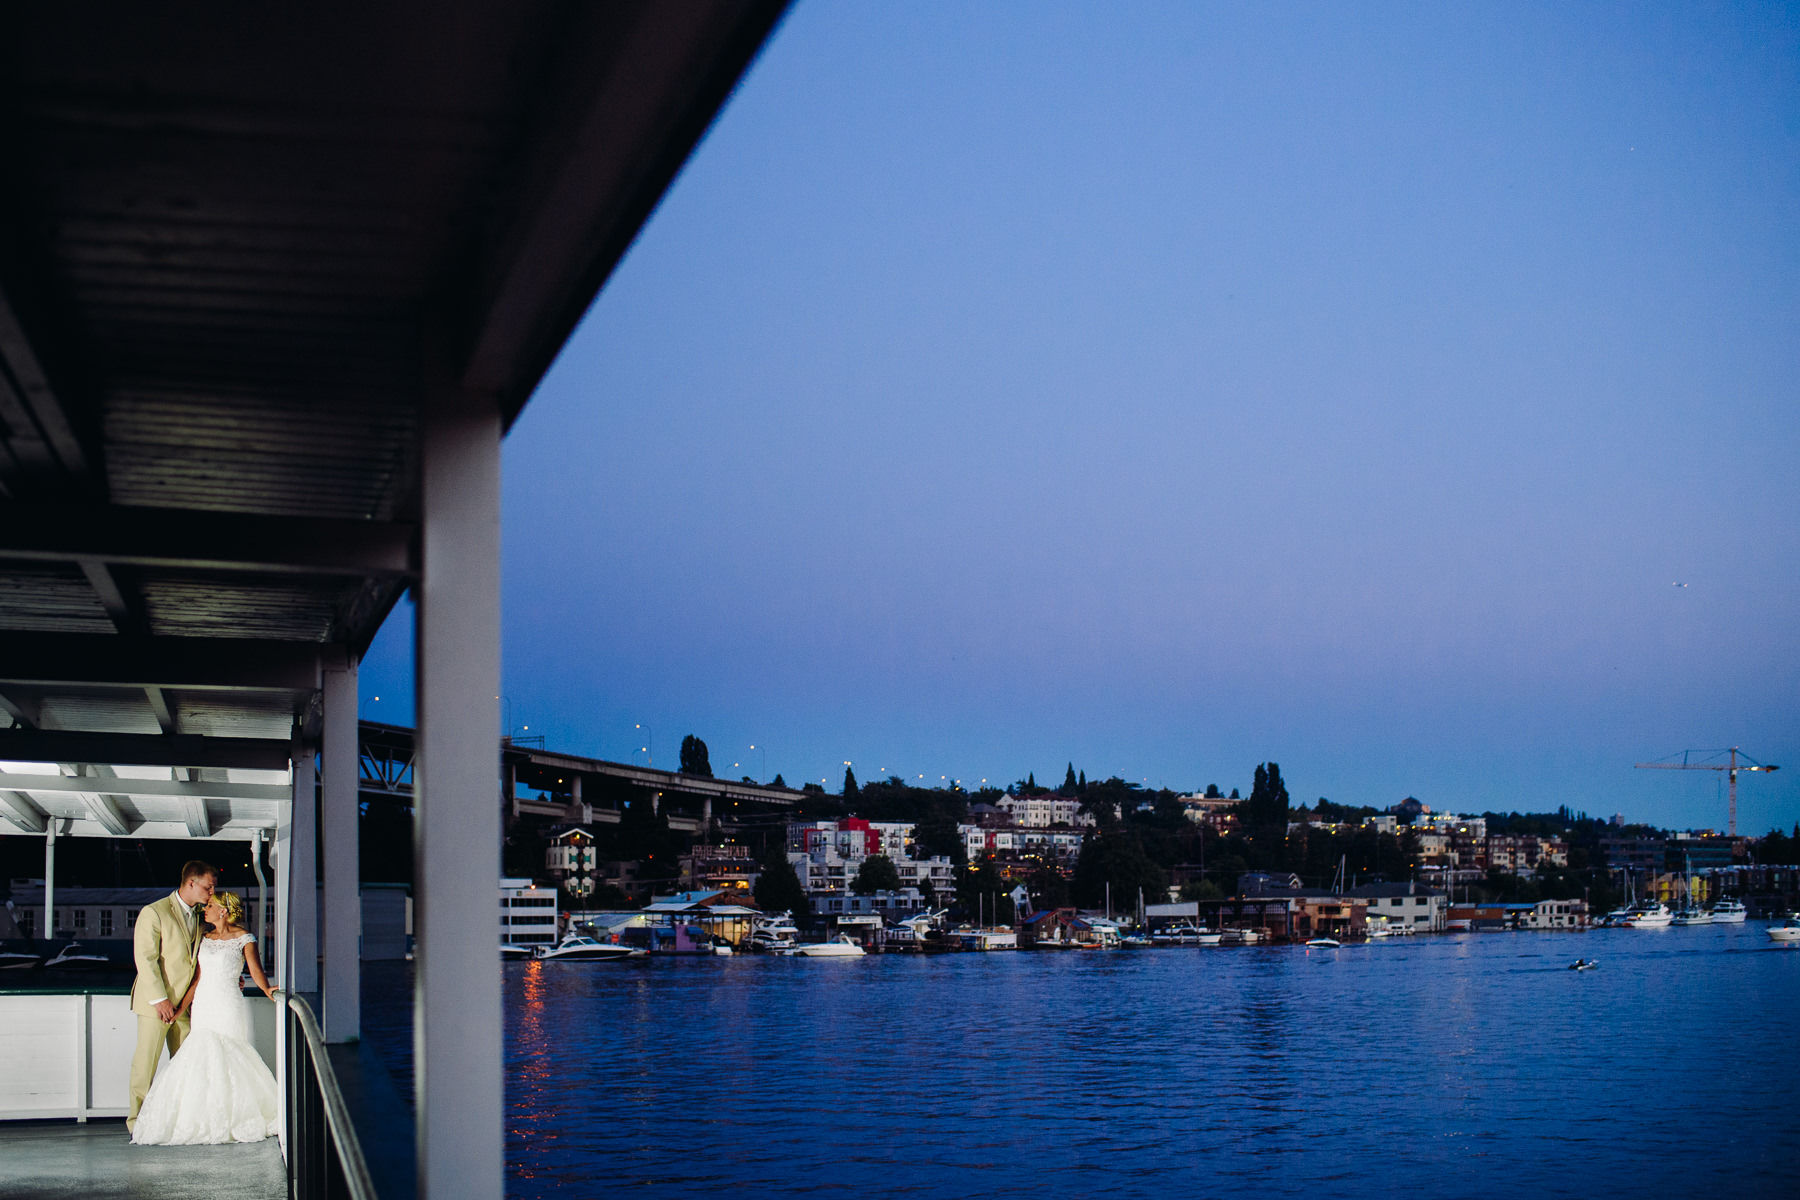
[
  {"left": 534, "top": 932, "right": 646, "bottom": 962},
  {"left": 1623, "top": 903, "right": 1673, "bottom": 928},
  {"left": 781, "top": 934, "right": 866, "bottom": 958},
  {"left": 1670, "top": 905, "right": 1712, "bottom": 926},
  {"left": 44, "top": 941, "right": 113, "bottom": 969},
  {"left": 1709, "top": 899, "right": 1747, "bottom": 923}
]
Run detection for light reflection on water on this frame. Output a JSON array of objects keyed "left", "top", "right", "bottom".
[{"left": 362, "top": 924, "right": 1800, "bottom": 1199}]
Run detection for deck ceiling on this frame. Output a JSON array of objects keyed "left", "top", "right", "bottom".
[{"left": 0, "top": 2, "right": 787, "bottom": 808}]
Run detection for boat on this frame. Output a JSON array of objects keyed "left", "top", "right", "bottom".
[
  {"left": 780, "top": 934, "right": 866, "bottom": 958},
  {"left": 1709, "top": 899, "right": 1747, "bottom": 923},
  {"left": 747, "top": 911, "right": 801, "bottom": 953},
  {"left": 1220, "top": 928, "right": 1265, "bottom": 946},
  {"left": 1768, "top": 918, "right": 1800, "bottom": 944},
  {"left": 1119, "top": 934, "right": 1151, "bottom": 948},
  {"left": 500, "top": 943, "right": 535, "bottom": 961},
  {"left": 0, "top": 949, "right": 45, "bottom": 970},
  {"left": 533, "top": 932, "right": 646, "bottom": 962},
  {"left": 1305, "top": 937, "right": 1341, "bottom": 948},
  {"left": 1152, "top": 921, "right": 1207, "bottom": 945},
  {"left": 1623, "top": 903, "right": 1673, "bottom": 928},
  {"left": 956, "top": 928, "right": 1018, "bottom": 952},
  {"left": 1569, "top": 958, "right": 1599, "bottom": 971},
  {"left": 44, "top": 941, "right": 113, "bottom": 969},
  {"left": 1670, "top": 905, "right": 1712, "bottom": 926}
]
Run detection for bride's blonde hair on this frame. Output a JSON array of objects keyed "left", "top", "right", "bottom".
[{"left": 215, "top": 890, "right": 245, "bottom": 927}]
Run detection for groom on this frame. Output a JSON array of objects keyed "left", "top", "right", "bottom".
[{"left": 126, "top": 860, "right": 216, "bottom": 1133}]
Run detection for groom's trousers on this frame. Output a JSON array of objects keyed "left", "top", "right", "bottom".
[{"left": 126, "top": 1013, "right": 190, "bottom": 1128}]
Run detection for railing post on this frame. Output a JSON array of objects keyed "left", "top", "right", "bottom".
[{"left": 322, "top": 649, "right": 361, "bottom": 1042}]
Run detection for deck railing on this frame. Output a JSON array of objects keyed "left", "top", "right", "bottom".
[{"left": 284, "top": 994, "right": 376, "bottom": 1200}]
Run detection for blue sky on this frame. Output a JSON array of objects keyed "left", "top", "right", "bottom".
[{"left": 364, "top": 2, "right": 1800, "bottom": 832}]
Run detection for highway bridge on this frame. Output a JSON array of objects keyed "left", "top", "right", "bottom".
[{"left": 357, "top": 720, "right": 803, "bottom": 834}]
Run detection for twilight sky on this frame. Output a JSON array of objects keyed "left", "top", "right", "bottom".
[{"left": 364, "top": 2, "right": 1800, "bottom": 833}]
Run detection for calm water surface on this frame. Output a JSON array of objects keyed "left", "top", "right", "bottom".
[{"left": 363, "top": 924, "right": 1799, "bottom": 1199}]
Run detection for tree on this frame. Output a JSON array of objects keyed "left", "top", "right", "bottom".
[
  {"left": 754, "top": 849, "right": 809, "bottom": 917},
  {"left": 851, "top": 853, "right": 901, "bottom": 894},
  {"left": 1062, "top": 763, "right": 1078, "bottom": 794},
  {"left": 1204, "top": 784, "right": 1222, "bottom": 799},
  {"left": 771, "top": 773, "right": 786, "bottom": 789},
  {"left": 843, "top": 766, "right": 859, "bottom": 797},
  {"left": 912, "top": 814, "right": 966, "bottom": 865},
  {"left": 1072, "top": 827, "right": 1168, "bottom": 909},
  {"left": 1239, "top": 762, "right": 1290, "bottom": 829},
  {"left": 679, "top": 735, "right": 713, "bottom": 778},
  {"left": 1078, "top": 769, "right": 1087, "bottom": 791}
]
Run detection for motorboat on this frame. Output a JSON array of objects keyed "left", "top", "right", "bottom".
[
  {"left": 1569, "top": 959, "right": 1599, "bottom": 971},
  {"left": 44, "top": 941, "right": 113, "bottom": 969},
  {"left": 780, "top": 934, "right": 866, "bottom": 958},
  {"left": 1220, "top": 928, "right": 1265, "bottom": 946},
  {"left": 1153, "top": 921, "right": 1207, "bottom": 945},
  {"left": 1119, "top": 934, "right": 1151, "bottom": 948},
  {"left": 1623, "top": 903, "right": 1673, "bottom": 929},
  {"left": 748, "top": 912, "right": 800, "bottom": 953},
  {"left": 533, "top": 932, "right": 646, "bottom": 962},
  {"left": 1670, "top": 905, "right": 1713, "bottom": 926},
  {"left": 1305, "top": 937, "right": 1341, "bottom": 948},
  {"left": 1709, "top": 899, "right": 1747, "bottom": 923},
  {"left": 1767, "top": 918, "right": 1800, "bottom": 944},
  {"left": 500, "top": 943, "right": 535, "bottom": 961},
  {"left": 0, "top": 948, "right": 44, "bottom": 970}
]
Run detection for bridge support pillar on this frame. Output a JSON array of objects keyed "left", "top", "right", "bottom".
[
  {"left": 321, "top": 649, "right": 360, "bottom": 1042},
  {"left": 702, "top": 796, "right": 712, "bottom": 827},
  {"left": 415, "top": 383, "right": 503, "bottom": 1200}
]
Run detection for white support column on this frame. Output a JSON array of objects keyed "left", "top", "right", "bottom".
[
  {"left": 321, "top": 650, "right": 361, "bottom": 1042},
  {"left": 415, "top": 386, "right": 503, "bottom": 1199},
  {"left": 287, "top": 733, "right": 319, "bottom": 993},
  {"left": 43, "top": 822, "right": 55, "bottom": 940}
]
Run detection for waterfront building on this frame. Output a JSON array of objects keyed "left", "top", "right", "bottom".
[
  {"left": 1699, "top": 864, "right": 1800, "bottom": 916},
  {"left": 1293, "top": 896, "right": 1369, "bottom": 940},
  {"left": 679, "top": 843, "right": 757, "bottom": 893},
  {"left": 501, "top": 878, "right": 560, "bottom": 950},
  {"left": 1514, "top": 899, "right": 1590, "bottom": 930},
  {"left": 1347, "top": 882, "right": 1448, "bottom": 933}
]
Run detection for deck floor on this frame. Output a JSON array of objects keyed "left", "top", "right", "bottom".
[{"left": 0, "top": 1120, "right": 285, "bottom": 1200}]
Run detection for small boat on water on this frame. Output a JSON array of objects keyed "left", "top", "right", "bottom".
[
  {"left": 1305, "top": 937, "right": 1341, "bottom": 948},
  {"left": 533, "top": 932, "right": 646, "bottom": 962},
  {"left": 501, "top": 943, "right": 535, "bottom": 961},
  {"left": 0, "top": 948, "right": 45, "bottom": 970},
  {"left": 780, "top": 934, "right": 866, "bottom": 958},
  {"left": 1220, "top": 928, "right": 1266, "bottom": 946},
  {"left": 1569, "top": 959, "right": 1598, "bottom": 971},
  {"left": 1767, "top": 918, "right": 1800, "bottom": 944},
  {"left": 1153, "top": 921, "right": 1220, "bottom": 946},
  {"left": 1670, "top": 905, "right": 1712, "bottom": 926},
  {"left": 44, "top": 941, "right": 112, "bottom": 969},
  {"left": 1623, "top": 903, "right": 1673, "bottom": 929},
  {"left": 1709, "top": 899, "right": 1747, "bottom": 923}
]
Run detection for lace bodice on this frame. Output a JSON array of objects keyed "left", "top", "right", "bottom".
[{"left": 190, "top": 932, "right": 254, "bottom": 1041}]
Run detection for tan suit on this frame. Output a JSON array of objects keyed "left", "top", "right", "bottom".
[{"left": 126, "top": 892, "right": 201, "bottom": 1127}]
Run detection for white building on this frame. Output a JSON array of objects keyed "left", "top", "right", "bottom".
[
  {"left": 1516, "top": 898, "right": 1590, "bottom": 930},
  {"left": 544, "top": 827, "right": 598, "bottom": 897},
  {"left": 500, "top": 877, "right": 559, "bottom": 948},
  {"left": 1347, "top": 882, "right": 1447, "bottom": 933},
  {"left": 996, "top": 796, "right": 1093, "bottom": 827}
]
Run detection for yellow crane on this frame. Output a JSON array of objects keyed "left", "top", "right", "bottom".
[{"left": 1634, "top": 747, "right": 1779, "bottom": 837}]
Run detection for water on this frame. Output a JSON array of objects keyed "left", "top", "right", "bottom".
[{"left": 362, "top": 924, "right": 1800, "bottom": 1199}]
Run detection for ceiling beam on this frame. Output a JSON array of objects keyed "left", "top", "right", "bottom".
[
  {"left": 83, "top": 791, "right": 136, "bottom": 836},
  {"left": 0, "top": 504, "right": 415, "bottom": 577},
  {"left": 0, "top": 790, "right": 49, "bottom": 833},
  {"left": 0, "top": 729, "right": 291, "bottom": 771},
  {"left": 0, "top": 632, "right": 320, "bottom": 692},
  {"left": 0, "top": 272, "right": 92, "bottom": 487},
  {"left": 144, "top": 687, "right": 177, "bottom": 735},
  {"left": 0, "top": 772, "right": 290, "bottom": 804},
  {"left": 179, "top": 796, "right": 212, "bottom": 838},
  {"left": 0, "top": 688, "right": 41, "bottom": 728}
]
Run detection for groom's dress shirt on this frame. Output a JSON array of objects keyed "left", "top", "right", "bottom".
[{"left": 141, "top": 891, "right": 195, "bottom": 1007}]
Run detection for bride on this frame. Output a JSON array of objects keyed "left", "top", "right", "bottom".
[{"left": 131, "top": 890, "right": 280, "bottom": 1145}]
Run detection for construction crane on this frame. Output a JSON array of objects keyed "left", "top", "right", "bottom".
[{"left": 1634, "top": 748, "right": 1779, "bottom": 837}]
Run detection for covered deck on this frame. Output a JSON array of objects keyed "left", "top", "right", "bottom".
[{"left": 0, "top": 4, "right": 787, "bottom": 1196}]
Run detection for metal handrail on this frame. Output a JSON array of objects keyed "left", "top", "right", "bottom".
[{"left": 284, "top": 993, "right": 378, "bottom": 1200}]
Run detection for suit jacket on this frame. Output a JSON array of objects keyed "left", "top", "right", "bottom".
[{"left": 129, "top": 893, "right": 201, "bottom": 1017}]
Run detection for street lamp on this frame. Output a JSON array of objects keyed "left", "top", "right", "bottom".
[{"left": 635, "top": 724, "right": 653, "bottom": 768}]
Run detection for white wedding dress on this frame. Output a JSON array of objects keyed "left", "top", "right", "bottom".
[{"left": 131, "top": 932, "right": 280, "bottom": 1145}]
